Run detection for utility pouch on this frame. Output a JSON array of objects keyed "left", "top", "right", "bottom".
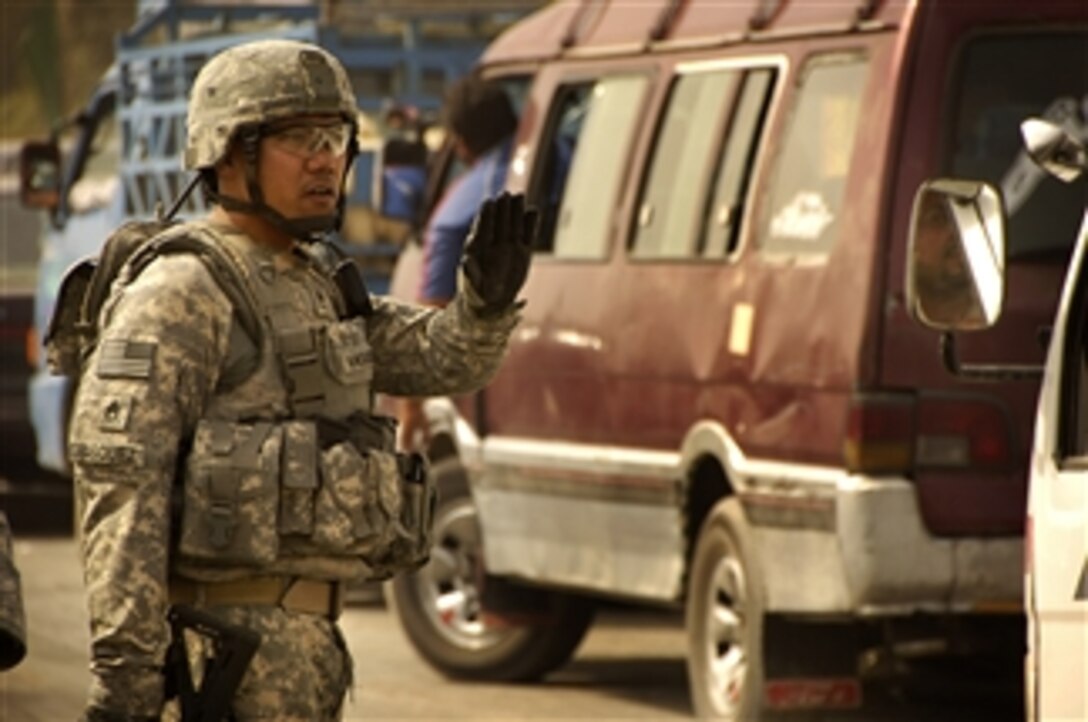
[
  {"left": 279, "top": 421, "right": 319, "bottom": 536},
  {"left": 179, "top": 420, "right": 282, "bottom": 565},
  {"left": 313, "top": 443, "right": 401, "bottom": 553}
]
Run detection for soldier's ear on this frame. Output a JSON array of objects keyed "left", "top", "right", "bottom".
[
  {"left": 213, "top": 145, "right": 247, "bottom": 198},
  {"left": 216, "top": 145, "right": 242, "bottom": 177},
  {"left": 219, "top": 144, "right": 239, "bottom": 169}
]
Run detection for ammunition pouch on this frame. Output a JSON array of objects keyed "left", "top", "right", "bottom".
[
  {"left": 178, "top": 415, "right": 434, "bottom": 574},
  {"left": 179, "top": 420, "right": 281, "bottom": 565}
]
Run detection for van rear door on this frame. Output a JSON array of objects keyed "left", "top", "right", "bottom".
[{"left": 881, "top": 4, "right": 1088, "bottom": 537}]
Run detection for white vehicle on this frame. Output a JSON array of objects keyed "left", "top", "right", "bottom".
[{"left": 906, "top": 118, "right": 1088, "bottom": 722}]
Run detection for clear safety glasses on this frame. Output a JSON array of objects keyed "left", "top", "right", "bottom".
[{"left": 265, "top": 122, "right": 354, "bottom": 158}]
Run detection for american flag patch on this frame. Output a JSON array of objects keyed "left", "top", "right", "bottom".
[{"left": 96, "top": 339, "right": 156, "bottom": 380}]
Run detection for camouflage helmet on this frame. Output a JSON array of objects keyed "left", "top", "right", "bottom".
[{"left": 185, "top": 39, "right": 357, "bottom": 170}]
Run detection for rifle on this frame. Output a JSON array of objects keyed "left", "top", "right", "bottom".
[{"left": 164, "top": 604, "right": 262, "bottom": 722}]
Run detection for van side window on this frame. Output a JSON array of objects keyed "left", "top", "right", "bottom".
[
  {"left": 533, "top": 75, "right": 648, "bottom": 259},
  {"left": 632, "top": 67, "right": 776, "bottom": 259},
  {"left": 946, "top": 31, "right": 1087, "bottom": 263},
  {"left": 760, "top": 54, "right": 867, "bottom": 256},
  {"left": 631, "top": 70, "right": 740, "bottom": 258},
  {"left": 703, "top": 69, "right": 776, "bottom": 257}
]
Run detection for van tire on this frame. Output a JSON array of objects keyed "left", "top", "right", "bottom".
[
  {"left": 386, "top": 456, "right": 594, "bottom": 682},
  {"left": 686, "top": 497, "right": 766, "bottom": 721}
]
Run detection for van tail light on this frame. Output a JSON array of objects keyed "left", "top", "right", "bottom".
[
  {"left": 25, "top": 325, "right": 38, "bottom": 370},
  {"left": 844, "top": 394, "right": 915, "bottom": 474},
  {"left": 914, "top": 395, "right": 1012, "bottom": 470},
  {"left": 844, "top": 393, "right": 1013, "bottom": 474}
]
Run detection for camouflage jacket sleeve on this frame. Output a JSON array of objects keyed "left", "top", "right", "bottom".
[
  {"left": 69, "top": 255, "right": 232, "bottom": 717},
  {"left": 367, "top": 271, "right": 520, "bottom": 397}
]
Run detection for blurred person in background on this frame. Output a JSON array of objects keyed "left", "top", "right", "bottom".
[{"left": 398, "top": 76, "right": 519, "bottom": 450}]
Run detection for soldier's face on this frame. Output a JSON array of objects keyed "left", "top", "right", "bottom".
[{"left": 257, "top": 114, "right": 351, "bottom": 218}]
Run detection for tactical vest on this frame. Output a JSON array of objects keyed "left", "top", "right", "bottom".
[{"left": 169, "top": 222, "right": 433, "bottom": 580}]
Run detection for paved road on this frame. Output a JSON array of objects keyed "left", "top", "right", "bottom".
[
  {"left": 0, "top": 458, "right": 1026, "bottom": 722},
  {"left": 0, "top": 535, "right": 694, "bottom": 722},
  {"left": 0, "top": 535, "right": 1026, "bottom": 722}
]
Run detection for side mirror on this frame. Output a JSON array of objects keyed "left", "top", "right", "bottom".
[
  {"left": 1021, "top": 117, "right": 1087, "bottom": 183},
  {"left": 19, "top": 140, "right": 61, "bottom": 210},
  {"left": 906, "top": 178, "right": 1006, "bottom": 332}
]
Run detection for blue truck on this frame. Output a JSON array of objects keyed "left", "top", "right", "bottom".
[{"left": 17, "top": 0, "right": 538, "bottom": 476}]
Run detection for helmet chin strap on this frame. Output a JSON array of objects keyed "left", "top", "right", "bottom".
[{"left": 212, "top": 126, "right": 353, "bottom": 244}]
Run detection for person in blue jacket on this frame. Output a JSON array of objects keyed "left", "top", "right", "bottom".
[
  {"left": 419, "top": 76, "right": 518, "bottom": 304},
  {"left": 400, "top": 76, "right": 519, "bottom": 449}
]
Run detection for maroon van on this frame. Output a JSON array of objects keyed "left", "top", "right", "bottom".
[{"left": 385, "top": 1, "right": 1088, "bottom": 718}]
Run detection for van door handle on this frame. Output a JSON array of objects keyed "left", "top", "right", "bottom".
[
  {"left": 638, "top": 203, "right": 654, "bottom": 228},
  {"left": 716, "top": 204, "right": 735, "bottom": 228}
]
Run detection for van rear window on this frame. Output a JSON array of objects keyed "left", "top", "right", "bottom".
[
  {"left": 760, "top": 53, "right": 868, "bottom": 256},
  {"left": 945, "top": 31, "right": 1088, "bottom": 263}
]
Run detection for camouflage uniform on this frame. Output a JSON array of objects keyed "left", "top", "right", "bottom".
[
  {"left": 0, "top": 511, "right": 27, "bottom": 671},
  {"left": 70, "top": 39, "right": 523, "bottom": 721}
]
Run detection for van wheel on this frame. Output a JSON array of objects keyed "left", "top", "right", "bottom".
[
  {"left": 387, "top": 456, "right": 594, "bottom": 681},
  {"left": 686, "top": 497, "right": 766, "bottom": 720}
]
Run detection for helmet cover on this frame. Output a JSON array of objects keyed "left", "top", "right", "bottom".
[{"left": 185, "top": 39, "right": 357, "bottom": 170}]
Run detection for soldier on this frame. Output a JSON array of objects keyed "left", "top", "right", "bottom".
[
  {"left": 0, "top": 511, "right": 27, "bottom": 672},
  {"left": 71, "top": 39, "right": 534, "bottom": 721}
]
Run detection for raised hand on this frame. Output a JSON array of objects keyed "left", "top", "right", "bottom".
[{"left": 461, "top": 192, "right": 538, "bottom": 315}]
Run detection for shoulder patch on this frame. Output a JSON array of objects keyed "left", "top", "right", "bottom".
[
  {"left": 96, "top": 339, "right": 156, "bottom": 380},
  {"left": 97, "top": 395, "right": 135, "bottom": 432}
]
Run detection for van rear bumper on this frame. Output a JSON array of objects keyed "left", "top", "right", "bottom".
[
  {"left": 749, "top": 475, "right": 1023, "bottom": 614},
  {"left": 28, "top": 370, "right": 70, "bottom": 475}
]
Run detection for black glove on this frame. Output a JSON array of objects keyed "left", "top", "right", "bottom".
[{"left": 461, "top": 192, "right": 538, "bottom": 315}]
